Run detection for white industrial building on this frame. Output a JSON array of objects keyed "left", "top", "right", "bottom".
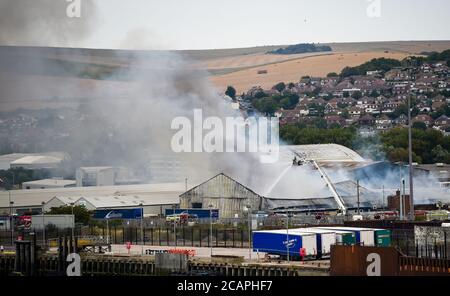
[
  {"left": 0, "top": 152, "right": 66, "bottom": 170},
  {"left": 23, "top": 179, "right": 76, "bottom": 190},
  {"left": 76, "top": 167, "right": 116, "bottom": 187},
  {"left": 10, "top": 155, "right": 63, "bottom": 170},
  {"left": 0, "top": 183, "right": 185, "bottom": 216},
  {"left": 76, "top": 166, "right": 140, "bottom": 187}
]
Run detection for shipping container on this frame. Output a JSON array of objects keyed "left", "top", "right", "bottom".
[
  {"left": 310, "top": 227, "right": 356, "bottom": 245},
  {"left": 317, "top": 227, "right": 376, "bottom": 246},
  {"left": 332, "top": 230, "right": 356, "bottom": 245},
  {"left": 291, "top": 228, "right": 336, "bottom": 258},
  {"left": 372, "top": 229, "right": 391, "bottom": 247},
  {"left": 332, "top": 227, "right": 391, "bottom": 247},
  {"left": 253, "top": 230, "right": 317, "bottom": 259}
]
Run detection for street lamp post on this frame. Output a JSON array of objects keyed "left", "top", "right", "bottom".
[
  {"left": 9, "top": 200, "right": 14, "bottom": 245},
  {"left": 245, "top": 205, "right": 252, "bottom": 260},
  {"left": 70, "top": 203, "right": 75, "bottom": 253},
  {"left": 41, "top": 201, "right": 46, "bottom": 249},
  {"left": 140, "top": 204, "right": 144, "bottom": 255},
  {"left": 106, "top": 217, "right": 109, "bottom": 245},
  {"left": 208, "top": 204, "right": 213, "bottom": 258},
  {"left": 286, "top": 213, "right": 290, "bottom": 262},
  {"left": 172, "top": 204, "right": 177, "bottom": 246}
]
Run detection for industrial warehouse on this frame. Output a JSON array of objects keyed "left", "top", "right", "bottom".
[{"left": 1, "top": 144, "right": 449, "bottom": 219}]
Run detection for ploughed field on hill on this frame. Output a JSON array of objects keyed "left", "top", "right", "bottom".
[{"left": 1, "top": 40, "right": 450, "bottom": 110}]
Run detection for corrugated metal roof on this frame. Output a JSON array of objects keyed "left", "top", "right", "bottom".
[
  {"left": 11, "top": 155, "right": 62, "bottom": 165},
  {"left": 23, "top": 179, "right": 76, "bottom": 187},
  {"left": 279, "top": 144, "right": 366, "bottom": 164}
]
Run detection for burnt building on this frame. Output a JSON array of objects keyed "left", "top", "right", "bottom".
[{"left": 179, "top": 173, "right": 262, "bottom": 219}]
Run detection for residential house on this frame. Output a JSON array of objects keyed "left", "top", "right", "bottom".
[
  {"left": 435, "top": 115, "right": 450, "bottom": 128},
  {"left": 325, "top": 115, "right": 346, "bottom": 127},
  {"left": 358, "top": 114, "right": 375, "bottom": 126},
  {"left": 413, "top": 115, "right": 434, "bottom": 127},
  {"left": 375, "top": 115, "right": 393, "bottom": 132},
  {"left": 348, "top": 106, "right": 362, "bottom": 116},
  {"left": 394, "top": 114, "right": 408, "bottom": 126}
]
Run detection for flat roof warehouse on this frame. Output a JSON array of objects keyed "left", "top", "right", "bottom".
[{"left": 0, "top": 183, "right": 185, "bottom": 216}]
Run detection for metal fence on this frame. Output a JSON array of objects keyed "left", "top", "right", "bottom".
[
  {"left": 0, "top": 225, "right": 254, "bottom": 248},
  {"left": 391, "top": 228, "right": 449, "bottom": 259}
]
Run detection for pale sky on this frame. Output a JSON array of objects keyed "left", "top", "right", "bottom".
[
  {"left": 89, "top": 0, "right": 450, "bottom": 50},
  {"left": 3, "top": 0, "right": 450, "bottom": 50}
]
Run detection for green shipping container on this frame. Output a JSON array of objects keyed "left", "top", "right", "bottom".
[
  {"left": 374, "top": 229, "right": 391, "bottom": 247},
  {"left": 336, "top": 232, "right": 356, "bottom": 245}
]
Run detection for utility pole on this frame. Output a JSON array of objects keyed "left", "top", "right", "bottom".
[
  {"left": 9, "top": 172, "right": 15, "bottom": 246},
  {"left": 407, "top": 95, "right": 415, "bottom": 221},
  {"left": 172, "top": 204, "right": 176, "bottom": 246},
  {"left": 400, "top": 180, "right": 405, "bottom": 221},
  {"left": 382, "top": 185, "right": 385, "bottom": 210},
  {"left": 9, "top": 199, "right": 14, "bottom": 246},
  {"left": 356, "top": 180, "right": 360, "bottom": 215}
]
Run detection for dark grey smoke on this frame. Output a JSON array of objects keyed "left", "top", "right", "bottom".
[{"left": 0, "top": 0, "right": 97, "bottom": 47}]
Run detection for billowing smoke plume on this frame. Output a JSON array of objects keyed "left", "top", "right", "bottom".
[
  {"left": 0, "top": 1, "right": 447, "bottom": 205},
  {"left": 0, "top": 0, "right": 266, "bottom": 185},
  {"left": 0, "top": 0, "right": 97, "bottom": 47}
]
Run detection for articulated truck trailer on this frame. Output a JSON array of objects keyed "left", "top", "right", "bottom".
[
  {"left": 290, "top": 228, "right": 336, "bottom": 258},
  {"left": 253, "top": 230, "right": 317, "bottom": 259}
]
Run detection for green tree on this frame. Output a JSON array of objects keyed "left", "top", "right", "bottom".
[
  {"left": 392, "top": 104, "right": 409, "bottom": 118},
  {"left": 274, "top": 82, "right": 286, "bottom": 93},
  {"left": 431, "top": 145, "right": 450, "bottom": 163},
  {"left": 253, "top": 97, "right": 278, "bottom": 116},
  {"left": 47, "top": 205, "right": 92, "bottom": 225},
  {"left": 352, "top": 91, "right": 362, "bottom": 100},
  {"left": 369, "top": 90, "right": 380, "bottom": 97},
  {"left": 412, "top": 121, "right": 427, "bottom": 130},
  {"left": 225, "top": 86, "right": 236, "bottom": 99}
]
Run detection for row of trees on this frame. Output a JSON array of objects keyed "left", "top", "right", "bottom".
[
  {"left": 339, "top": 49, "right": 450, "bottom": 78},
  {"left": 280, "top": 124, "right": 450, "bottom": 164},
  {"left": 340, "top": 58, "right": 402, "bottom": 77},
  {"left": 252, "top": 93, "right": 300, "bottom": 115},
  {"left": 267, "top": 43, "right": 332, "bottom": 55}
]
